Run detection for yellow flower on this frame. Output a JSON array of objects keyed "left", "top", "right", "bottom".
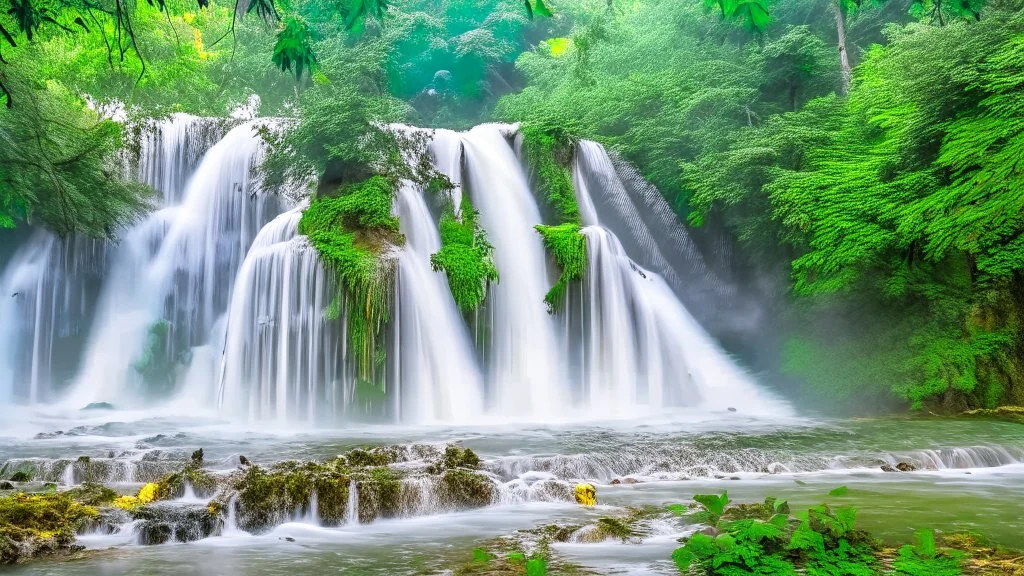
[{"left": 574, "top": 483, "right": 596, "bottom": 506}]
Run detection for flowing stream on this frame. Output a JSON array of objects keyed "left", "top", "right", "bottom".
[{"left": 1, "top": 116, "right": 1020, "bottom": 573}]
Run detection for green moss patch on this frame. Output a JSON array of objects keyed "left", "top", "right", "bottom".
[
  {"left": 535, "top": 223, "right": 587, "bottom": 313},
  {"left": 520, "top": 125, "right": 581, "bottom": 226},
  {"left": 1, "top": 493, "right": 98, "bottom": 564},
  {"left": 431, "top": 202, "right": 498, "bottom": 313},
  {"left": 299, "top": 175, "right": 401, "bottom": 383}
]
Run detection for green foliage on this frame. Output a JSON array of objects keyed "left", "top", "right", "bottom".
[
  {"left": 892, "top": 530, "right": 965, "bottom": 576},
  {"left": 299, "top": 176, "right": 400, "bottom": 380},
  {"left": 132, "top": 320, "right": 178, "bottom": 396},
  {"left": 431, "top": 199, "right": 498, "bottom": 312},
  {"left": 535, "top": 223, "right": 587, "bottom": 313},
  {"left": 704, "top": 0, "right": 771, "bottom": 34},
  {"left": 520, "top": 124, "right": 581, "bottom": 225},
  {"left": 0, "top": 70, "right": 152, "bottom": 235},
  {"left": 671, "top": 495, "right": 881, "bottom": 576},
  {"left": 273, "top": 16, "right": 317, "bottom": 80}
]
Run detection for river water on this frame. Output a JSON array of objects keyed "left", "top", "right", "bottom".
[{"left": 3, "top": 408, "right": 1022, "bottom": 575}]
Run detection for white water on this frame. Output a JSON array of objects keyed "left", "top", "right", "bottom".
[
  {"left": 68, "top": 119, "right": 283, "bottom": 407},
  {"left": 461, "top": 124, "right": 567, "bottom": 416},
  {"left": 0, "top": 118, "right": 791, "bottom": 423},
  {"left": 346, "top": 479, "right": 360, "bottom": 526},
  {"left": 217, "top": 207, "right": 343, "bottom": 422},
  {"left": 394, "top": 181, "right": 484, "bottom": 422}
]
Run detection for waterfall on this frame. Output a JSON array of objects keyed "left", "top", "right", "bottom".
[
  {"left": 69, "top": 119, "right": 285, "bottom": 406},
  {"left": 461, "top": 124, "right": 568, "bottom": 416},
  {"left": 217, "top": 207, "right": 342, "bottom": 422},
  {"left": 0, "top": 233, "right": 106, "bottom": 403},
  {"left": 346, "top": 479, "right": 360, "bottom": 526},
  {"left": 394, "top": 181, "right": 484, "bottom": 422},
  {"left": 573, "top": 149, "right": 793, "bottom": 416},
  {"left": 0, "top": 117, "right": 792, "bottom": 421}
]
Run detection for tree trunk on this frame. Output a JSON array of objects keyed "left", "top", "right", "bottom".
[{"left": 833, "top": 0, "right": 851, "bottom": 95}]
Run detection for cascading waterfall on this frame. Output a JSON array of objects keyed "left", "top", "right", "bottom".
[
  {"left": 345, "top": 479, "right": 360, "bottom": 526},
  {"left": 460, "top": 124, "right": 568, "bottom": 416},
  {"left": 0, "top": 233, "right": 106, "bottom": 403},
  {"left": 0, "top": 116, "right": 791, "bottom": 421},
  {"left": 69, "top": 119, "right": 284, "bottom": 406},
  {"left": 394, "top": 181, "right": 485, "bottom": 422},
  {"left": 217, "top": 207, "right": 343, "bottom": 422}
]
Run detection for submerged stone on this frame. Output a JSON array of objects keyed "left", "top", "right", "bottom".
[{"left": 81, "top": 402, "right": 115, "bottom": 411}]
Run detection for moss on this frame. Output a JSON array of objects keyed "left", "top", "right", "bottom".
[
  {"left": 431, "top": 201, "right": 499, "bottom": 313},
  {"left": 535, "top": 223, "right": 587, "bottom": 313},
  {"left": 439, "top": 470, "right": 495, "bottom": 509},
  {"left": 65, "top": 482, "right": 117, "bottom": 507},
  {"left": 8, "top": 472, "right": 31, "bottom": 483},
  {"left": 962, "top": 405, "right": 1024, "bottom": 424},
  {"left": 356, "top": 467, "right": 402, "bottom": 522},
  {"left": 154, "top": 463, "right": 218, "bottom": 500},
  {"left": 520, "top": 124, "right": 581, "bottom": 225},
  {"left": 300, "top": 176, "right": 400, "bottom": 384},
  {"left": 344, "top": 447, "right": 398, "bottom": 467},
  {"left": 0, "top": 492, "right": 98, "bottom": 564}
]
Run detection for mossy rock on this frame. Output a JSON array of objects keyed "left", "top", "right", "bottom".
[
  {"left": 427, "top": 445, "right": 482, "bottom": 474},
  {"left": 155, "top": 463, "right": 219, "bottom": 500},
  {"left": 962, "top": 406, "right": 1024, "bottom": 424},
  {"left": 343, "top": 447, "right": 399, "bottom": 467},
  {"left": 130, "top": 503, "right": 221, "bottom": 545},
  {"left": 66, "top": 482, "right": 118, "bottom": 506},
  {"left": 438, "top": 470, "right": 495, "bottom": 509},
  {"left": 0, "top": 492, "right": 97, "bottom": 564}
]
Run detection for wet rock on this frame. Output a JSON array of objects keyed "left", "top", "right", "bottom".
[
  {"left": 699, "top": 526, "right": 718, "bottom": 537},
  {"left": 0, "top": 493, "right": 97, "bottom": 564},
  {"left": 32, "top": 431, "right": 64, "bottom": 440},
  {"left": 131, "top": 503, "right": 221, "bottom": 545},
  {"left": 228, "top": 444, "right": 498, "bottom": 533},
  {"left": 8, "top": 472, "right": 31, "bottom": 483},
  {"left": 238, "top": 455, "right": 251, "bottom": 467},
  {"left": 727, "top": 407, "right": 737, "bottom": 412},
  {"left": 438, "top": 469, "right": 495, "bottom": 509},
  {"left": 282, "top": 536, "right": 295, "bottom": 542},
  {"left": 82, "top": 402, "right": 115, "bottom": 411},
  {"left": 881, "top": 464, "right": 896, "bottom": 472},
  {"left": 896, "top": 462, "right": 917, "bottom": 472},
  {"left": 0, "top": 483, "right": 12, "bottom": 491},
  {"left": 190, "top": 449, "right": 204, "bottom": 465},
  {"left": 66, "top": 483, "right": 118, "bottom": 506},
  {"left": 610, "top": 478, "right": 621, "bottom": 485}
]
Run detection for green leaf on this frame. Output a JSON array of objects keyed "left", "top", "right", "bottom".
[
  {"left": 693, "top": 491, "right": 730, "bottom": 517},
  {"left": 533, "top": 0, "right": 553, "bottom": 17}
]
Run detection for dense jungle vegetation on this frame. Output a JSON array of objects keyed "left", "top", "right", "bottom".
[{"left": 0, "top": 0, "right": 1022, "bottom": 414}]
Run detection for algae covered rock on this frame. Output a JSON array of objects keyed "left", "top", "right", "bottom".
[
  {"left": 228, "top": 443, "right": 494, "bottom": 533},
  {"left": 0, "top": 492, "right": 98, "bottom": 564},
  {"left": 131, "top": 503, "right": 221, "bottom": 545},
  {"left": 438, "top": 469, "right": 495, "bottom": 508}
]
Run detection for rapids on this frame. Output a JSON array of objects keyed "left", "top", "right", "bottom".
[{"left": 2, "top": 411, "right": 1024, "bottom": 574}]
